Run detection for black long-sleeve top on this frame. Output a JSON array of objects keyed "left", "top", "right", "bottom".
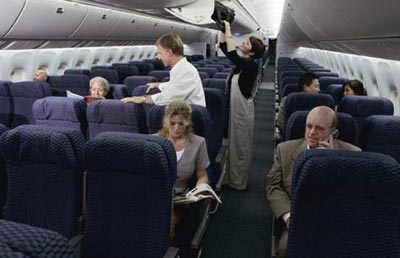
[{"left": 219, "top": 42, "right": 258, "bottom": 98}]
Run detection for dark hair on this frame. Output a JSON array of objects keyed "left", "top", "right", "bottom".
[
  {"left": 297, "top": 72, "right": 318, "bottom": 91},
  {"left": 342, "top": 79, "right": 365, "bottom": 96},
  {"left": 249, "top": 36, "right": 266, "bottom": 59},
  {"left": 156, "top": 33, "right": 184, "bottom": 56}
]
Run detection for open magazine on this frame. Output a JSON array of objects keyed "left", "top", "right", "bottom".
[
  {"left": 66, "top": 90, "right": 104, "bottom": 104},
  {"left": 173, "top": 183, "right": 222, "bottom": 205}
]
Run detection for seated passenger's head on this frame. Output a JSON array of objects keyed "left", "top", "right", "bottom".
[
  {"left": 305, "top": 106, "right": 337, "bottom": 149},
  {"left": 156, "top": 33, "right": 184, "bottom": 66},
  {"left": 239, "top": 36, "right": 266, "bottom": 59},
  {"left": 161, "top": 100, "right": 193, "bottom": 139},
  {"left": 33, "top": 70, "right": 48, "bottom": 82},
  {"left": 298, "top": 73, "right": 320, "bottom": 94},
  {"left": 89, "top": 76, "right": 110, "bottom": 98},
  {"left": 342, "top": 79, "right": 365, "bottom": 96}
]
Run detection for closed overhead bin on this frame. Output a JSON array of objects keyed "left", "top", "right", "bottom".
[
  {"left": 0, "top": 0, "right": 26, "bottom": 38},
  {"left": 70, "top": 6, "right": 120, "bottom": 40},
  {"left": 5, "top": 0, "right": 88, "bottom": 39}
]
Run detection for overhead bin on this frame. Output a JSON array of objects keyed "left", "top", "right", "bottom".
[
  {"left": 5, "top": 0, "right": 88, "bottom": 39},
  {"left": 107, "top": 13, "right": 148, "bottom": 40},
  {"left": 69, "top": 6, "right": 119, "bottom": 40},
  {"left": 0, "top": 0, "right": 26, "bottom": 38}
]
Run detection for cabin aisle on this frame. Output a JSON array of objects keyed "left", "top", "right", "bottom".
[{"left": 201, "top": 65, "right": 275, "bottom": 258}]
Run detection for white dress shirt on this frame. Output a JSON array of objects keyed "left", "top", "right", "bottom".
[{"left": 151, "top": 57, "right": 206, "bottom": 107}]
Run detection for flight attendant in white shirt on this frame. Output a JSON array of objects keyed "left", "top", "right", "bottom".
[{"left": 121, "top": 33, "right": 206, "bottom": 107}]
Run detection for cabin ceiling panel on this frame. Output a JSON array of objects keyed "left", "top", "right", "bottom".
[
  {"left": 0, "top": 0, "right": 26, "bottom": 38},
  {"left": 5, "top": 0, "right": 88, "bottom": 39},
  {"left": 282, "top": 0, "right": 400, "bottom": 42},
  {"left": 69, "top": 5, "right": 120, "bottom": 39}
]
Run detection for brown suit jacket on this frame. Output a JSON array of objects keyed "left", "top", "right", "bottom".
[{"left": 266, "top": 138, "right": 361, "bottom": 219}]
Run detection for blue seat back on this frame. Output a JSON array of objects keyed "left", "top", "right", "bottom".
[
  {"left": 86, "top": 99, "right": 146, "bottom": 138},
  {"left": 143, "top": 59, "right": 165, "bottom": 70},
  {"left": 148, "top": 70, "right": 170, "bottom": 82},
  {"left": 318, "top": 76, "right": 348, "bottom": 92},
  {"left": 337, "top": 96, "right": 394, "bottom": 136},
  {"left": 284, "top": 110, "right": 358, "bottom": 145},
  {"left": 204, "top": 88, "right": 226, "bottom": 184},
  {"left": 283, "top": 93, "right": 335, "bottom": 140},
  {"left": 0, "top": 219, "right": 76, "bottom": 258},
  {"left": 90, "top": 69, "right": 119, "bottom": 84},
  {"left": 197, "top": 67, "right": 218, "bottom": 78},
  {"left": 213, "top": 72, "right": 229, "bottom": 79},
  {"left": 83, "top": 132, "right": 176, "bottom": 258},
  {"left": 360, "top": 115, "right": 400, "bottom": 163},
  {"left": 205, "top": 64, "right": 224, "bottom": 72},
  {"left": 128, "top": 61, "right": 154, "bottom": 75},
  {"left": 64, "top": 68, "right": 91, "bottom": 78},
  {"left": 0, "top": 81, "right": 13, "bottom": 127},
  {"left": 288, "top": 150, "right": 400, "bottom": 258},
  {"left": 33, "top": 97, "right": 88, "bottom": 136},
  {"left": 48, "top": 74, "right": 90, "bottom": 97},
  {"left": 108, "top": 84, "right": 128, "bottom": 99},
  {"left": 0, "top": 125, "right": 85, "bottom": 238},
  {"left": 115, "top": 65, "right": 139, "bottom": 84},
  {"left": 198, "top": 71, "right": 210, "bottom": 80},
  {"left": 10, "top": 81, "right": 52, "bottom": 127},
  {"left": 124, "top": 75, "right": 157, "bottom": 96},
  {"left": 202, "top": 78, "right": 226, "bottom": 92}
]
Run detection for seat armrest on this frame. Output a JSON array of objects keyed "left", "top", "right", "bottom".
[
  {"left": 163, "top": 246, "right": 180, "bottom": 258},
  {"left": 191, "top": 198, "right": 211, "bottom": 249}
]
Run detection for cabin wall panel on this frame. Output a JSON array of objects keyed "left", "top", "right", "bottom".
[
  {"left": 0, "top": 46, "right": 157, "bottom": 82},
  {"left": 295, "top": 47, "right": 400, "bottom": 115}
]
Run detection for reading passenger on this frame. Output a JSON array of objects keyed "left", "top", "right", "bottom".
[
  {"left": 160, "top": 100, "right": 209, "bottom": 195},
  {"left": 159, "top": 100, "right": 209, "bottom": 251},
  {"left": 89, "top": 76, "right": 110, "bottom": 98}
]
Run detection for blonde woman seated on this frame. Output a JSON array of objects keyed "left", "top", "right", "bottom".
[
  {"left": 159, "top": 100, "right": 209, "bottom": 249},
  {"left": 160, "top": 99, "right": 209, "bottom": 196}
]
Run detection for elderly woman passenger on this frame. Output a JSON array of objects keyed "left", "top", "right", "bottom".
[{"left": 89, "top": 76, "right": 110, "bottom": 98}]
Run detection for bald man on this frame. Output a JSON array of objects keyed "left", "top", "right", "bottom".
[{"left": 266, "top": 106, "right": 360, "bottom": 258}]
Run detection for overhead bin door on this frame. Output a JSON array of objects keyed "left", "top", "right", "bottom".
[
  {"left": 107, "top": 13, "right": 148, "bottom": 40},
  {"left": 70, "top": 6, "right": 119, "bottom": 40},
  {"left": 0, "top": 0, "right": 26, "bottom": 38},
  {"left": 5, "top": 0, "right": 88, "bottom": 39}
]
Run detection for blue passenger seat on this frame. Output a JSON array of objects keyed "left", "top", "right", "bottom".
[
  {"left": 10, "top": 81, "right": 52, "bottom": 127},
  {"left": 0, "top": 125, "right": 85, "bottom": 238},
  {"left": 83, "top": 132, "right": 176, "bottom": 258},
  {"left": 360, "top": 115, "right": 400, "bottom": 163},
  {"left": 86, "top": 99, "right": 146, "bottom": 138},
  {"left": 0, "top": 81, "right": 13, "bottom": 127},
  {"left": 33, "top": 96, "right": 88, "bottom": 137},
  {"left": 288, "top": 149, "right": 400, "bottom": 258},
  {"left": 48, "top": 74, "right": 90, "bottom": 96}
]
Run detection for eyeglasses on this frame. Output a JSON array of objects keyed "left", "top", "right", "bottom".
[{"left": 305, "top": 123, "right": 333, "bottom": 134}]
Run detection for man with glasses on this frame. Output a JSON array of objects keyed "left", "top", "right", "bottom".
[{"left": 266, "top": 106, "right": 360, "bottom": 258}]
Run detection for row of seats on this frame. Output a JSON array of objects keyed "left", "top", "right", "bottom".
[
  {"left": 0, "top": 125, "right": 176, "bottom": 258},
  {"left": 276, "top": 57, "right": 348, "bottom": 102},
  {"left": 280, "top": 92, "right": 394, "bottom": 145}
]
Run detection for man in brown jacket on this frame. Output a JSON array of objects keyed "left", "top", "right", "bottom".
[{"left": 266, "top": 106, "right": 360, "bottom": 258}]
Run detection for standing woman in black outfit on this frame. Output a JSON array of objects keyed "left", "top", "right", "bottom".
[{"left": 220, "top": 20, "right": 266, "bottom": 190}]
